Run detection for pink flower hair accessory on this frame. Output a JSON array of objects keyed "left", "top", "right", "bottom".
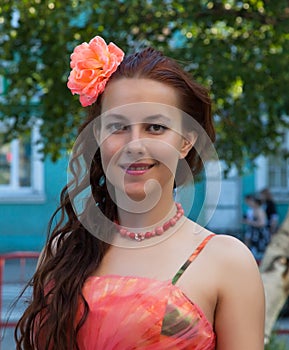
[{"left": 67, "top": 36, "right": 125, "bottom": 107}]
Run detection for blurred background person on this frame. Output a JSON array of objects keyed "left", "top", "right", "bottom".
[
  {"left": 260, "top": 188, "right": 279, "bottom": 235},
  {"left": 243, "top": 194, "right": 270, "bottom": 261}
]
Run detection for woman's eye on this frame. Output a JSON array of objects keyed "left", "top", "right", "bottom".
[
  {"left": 148, "top": 124, "right": 168, "bottom": 133},
  {"left": 106, "top": 123, "right": 128, "bottom": 133}
]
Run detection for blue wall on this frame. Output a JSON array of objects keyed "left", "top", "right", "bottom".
[
  {"left": 1, "top": 160, "right": 288, "bottom": 253},
  {"left": 0, "top": 156, "right": 68, "bottom": 253},
  {"left": 277, "top": 203, "right": 289, "bottom": 225}
]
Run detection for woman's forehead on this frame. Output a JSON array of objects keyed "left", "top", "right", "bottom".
[
  {"left": 102, "top": 102, "right": 181, "bottom": 121},
  {"left": 100, "top": 78, "right": 181, "bottom": 112},
  {"left": 97, "top": 103, "right": 188, "bottom": 132}
]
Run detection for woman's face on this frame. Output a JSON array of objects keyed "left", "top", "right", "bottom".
[
  {"left": 97, "top": 78, "right": 193, "bottom": 202},
  {"left": 246, "top": 198, "right": 257, "bottom": 208}
]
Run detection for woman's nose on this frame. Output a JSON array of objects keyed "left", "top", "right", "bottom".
[{"left": 125, "top": 127, "right": 146, "bottom": 155}]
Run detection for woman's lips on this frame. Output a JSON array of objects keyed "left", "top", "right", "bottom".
[{"left": 120, "top": 163, "right": 155, "bottom": 175}]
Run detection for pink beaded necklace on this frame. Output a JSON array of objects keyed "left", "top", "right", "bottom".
[{"left": 115, "top": 202, "right": 184, "bottom": 241}]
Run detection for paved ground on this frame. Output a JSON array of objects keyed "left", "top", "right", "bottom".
[{"left": 1, "top": 259, "right": 289, "bottom": 350}]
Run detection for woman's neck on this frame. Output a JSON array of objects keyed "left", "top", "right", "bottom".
[{"left": 116, "top": 194, "right": 176, "bottom": 229}]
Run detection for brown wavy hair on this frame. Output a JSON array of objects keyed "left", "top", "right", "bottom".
[{"left": 15, "top": 47, "right": 215, "bottom": 349}]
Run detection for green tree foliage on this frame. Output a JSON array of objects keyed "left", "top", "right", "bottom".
[{"left": 0, "top": 0, "right": 289, "bottom": 171}]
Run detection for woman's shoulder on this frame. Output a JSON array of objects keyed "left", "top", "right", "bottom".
[
  {"left": 203, "top": 232, "right": 259, "bottom": 268},
  {"left": 210, "top": 232, "right": 248, "bottom": 249},
  {"left": 185, "top": 221, "right": 255, "bottom": 263},
  {"left": 206, "top": 233, "right": 261, "bottom": 286}
]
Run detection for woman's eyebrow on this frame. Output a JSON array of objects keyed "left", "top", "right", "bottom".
[
  {"left": 104, "top": 113, "right": 128, "bottom": 122},
  {"left": 103, "top": 113, "right": 172, "bottom": 125},
  {"left": 143, "top": 114, "right": 172, "bottom": 124}
]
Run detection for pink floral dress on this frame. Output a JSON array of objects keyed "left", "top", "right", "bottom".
[{"left": 75, "top": 234, "right": 216, "bottom": 350}]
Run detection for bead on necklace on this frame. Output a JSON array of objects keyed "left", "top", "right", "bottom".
[{"left": 115, "top": 202, "right": 184, "bottom": 241}]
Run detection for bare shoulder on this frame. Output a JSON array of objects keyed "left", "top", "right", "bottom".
[
  {"left": 210, "top": 232, "right": 247, "bottom": 248},
  {"left": 186, "top": 221, "right": 257, "bottom": 267},
  {"left": 205, "top": 233, "right": 263, "bottom": 293},
  {"left": 210, "top": 233, "right": 256, "bottom": 258},
  {"left": 205, "top": 233, "right": 260, "bottom": 273}
]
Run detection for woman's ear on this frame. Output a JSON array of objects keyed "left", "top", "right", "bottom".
[{"left": 179, "top": 131, "right": 197, "bottom": 159}]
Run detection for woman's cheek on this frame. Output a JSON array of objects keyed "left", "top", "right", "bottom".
[{"left": 100, "top": 139, "right": 122, "bottom": 173}]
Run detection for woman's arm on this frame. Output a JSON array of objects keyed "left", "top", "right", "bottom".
[
  {"left": 214, "top": 235, "right": 265, "bottom": 350},
  {"left": 246, "top": 208, "right": 267, "bottom": 228}
]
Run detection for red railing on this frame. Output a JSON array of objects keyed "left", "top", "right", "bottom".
[{"left": 0, "top": 252, "right": 40, "bottom": 328}]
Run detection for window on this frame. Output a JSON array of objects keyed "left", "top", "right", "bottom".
[
  {"left": 0, "top": 125, "right": 45, "bottom": 203},
  {"left": 0, "top": 135, "right": 31, "bottom": 187},
  {"left": 268, "top": 155, "right": 289, "bottom": 190},
  {"left": 268, "top": 132, "right": 289, "bottom": 198},
  {"left": 256, "top": 131, "right": 289, "bottom": 202}
]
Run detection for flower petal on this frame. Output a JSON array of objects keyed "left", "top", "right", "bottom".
[{"left": 67, "top": 36, "right": 125, "bottom": 106}]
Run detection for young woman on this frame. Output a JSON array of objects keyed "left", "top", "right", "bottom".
[
  {"left": 243, "top": 194, "right": 270, "bottom": 261},
  {"left": 259, "top": 188, "right": 279, "bottom": 235},
  {"left": 15, "top": 36, "right": 265, "bottom": 349}
]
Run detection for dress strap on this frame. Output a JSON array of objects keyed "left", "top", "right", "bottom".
[{"left": 172, "top": 234, "right": 215, "bottom": 285}]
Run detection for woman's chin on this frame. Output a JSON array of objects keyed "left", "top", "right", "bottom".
[
  {"left": 114, "top": 182, "right": 163, "bottom": 205},
  {"left": 123, "top": 191, "right": 147, "bottom": 202}
]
